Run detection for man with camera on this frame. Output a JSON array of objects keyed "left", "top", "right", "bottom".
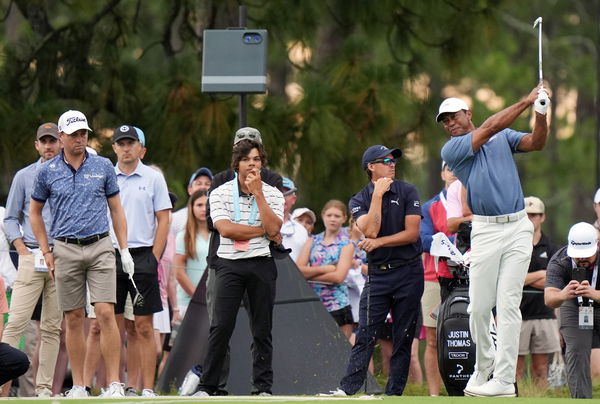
[{"left": 545, "top": 222, "right": 600, "bottom": 398}]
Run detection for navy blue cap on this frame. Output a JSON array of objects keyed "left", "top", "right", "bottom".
[
  {"left": 361, "top": 145, "right": 402, "bottom": 170},
  {"left": 112, "top": 125, "right": 140, "bottom": 144},
  {"left": 188, "top": 167, "right": 214, "bottom": 186}
]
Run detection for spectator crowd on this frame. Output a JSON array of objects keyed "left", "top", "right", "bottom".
[{"left": 0, "top": 92, "right": 599, "bottom": 399}]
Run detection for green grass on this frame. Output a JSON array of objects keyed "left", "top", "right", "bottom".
[{"left": 0, "top": 396, "right": 591, "bottom": 403}]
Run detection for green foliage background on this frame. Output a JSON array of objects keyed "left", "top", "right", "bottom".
[{"left": 0, "top": 0, "right": 598, "bottom": 242}]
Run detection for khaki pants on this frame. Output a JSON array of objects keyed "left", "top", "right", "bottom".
[{"left": 2, "top": 254, "right": 62, "bottom": 394}]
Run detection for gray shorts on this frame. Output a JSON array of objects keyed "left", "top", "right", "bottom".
[
  {"left": 518, "top": 318, "right": 561, "bottom": 355},
  {"left": 53, "top": 236, "right": 116, "bottom": 312}
]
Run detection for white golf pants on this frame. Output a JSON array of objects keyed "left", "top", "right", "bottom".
[{"left": 468, "top": 213, "right": 533, "bottom": 383}]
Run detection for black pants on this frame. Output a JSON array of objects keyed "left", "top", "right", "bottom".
[
  {"left": 199, "top": 256, "right": 277, "bottom": 394},
  {"left": 0, "top": 342, "right": 29, "bottom": 385},
  {"left": 340, "top": 260, "right": 424, "bottom": 395}
]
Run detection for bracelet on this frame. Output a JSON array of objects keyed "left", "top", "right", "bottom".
[
  {"left": 42, "top": 250, "right": 52, "bottom": 255},
  {"left": 172, "top": 308, "right": 180, "bottom": 312}
]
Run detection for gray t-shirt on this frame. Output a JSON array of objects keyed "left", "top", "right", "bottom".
[{"left": 546, "top": 246, "right": 600, "bottom": 309}]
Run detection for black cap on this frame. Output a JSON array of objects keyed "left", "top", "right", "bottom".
[{"left": 112, "top": 125, "right": 140, "bottom": 143}]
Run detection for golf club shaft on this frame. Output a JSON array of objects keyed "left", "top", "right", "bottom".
[
  {"left": 538, "top": 19, "right": 543, "bottom": 83},
  {"left": 129, "top": 273, "right": 141, "bottom": 294}
]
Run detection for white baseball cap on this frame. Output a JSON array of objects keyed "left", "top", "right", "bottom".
[
  {"left": 291, "top": 207, "right": 316, "bottom": 223},
  {"left": 567, "top": 222, "right": 598, "bottom": 258},
  {"left": 58, "top": 110, "right": 92, "bottom": 134},
  {"left": 436, "top": 98, "right": 470, "bottom": 122},
  {"left": 594, "top": 188, "right": 600, "bottom": 204},
  {"left": 524, "top": 196, "right": 545, "bottom": 214}
]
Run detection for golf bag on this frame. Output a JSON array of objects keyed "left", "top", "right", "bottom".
[
  {"left": 436, "top": 285, "right": 475, "bottom": 396},
  {"left": 437, "top": 222, "right": 475, "bottom": 396}
]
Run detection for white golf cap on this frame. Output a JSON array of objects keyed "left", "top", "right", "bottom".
[
  {"left": 567, "top": 222, "right": 598, "bottom": 258},
  {"left": 58, "top": 110, "right": 92, "bottom": 134},
  {"left": 524, "top": 196, "right": 545, "bottom": 214},
  {"left": 291, "top": 207, "right": 316, "bottom": 223},
  {"left": 436, "top": 97, "right": 470, "bottom": 122},
  {"left": 594, "top": 188, "right": 600, "bottom": 203}
]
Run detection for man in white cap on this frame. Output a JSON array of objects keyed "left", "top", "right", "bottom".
[
  {"left": 438, "top": 85, "right": 550, "bottom": 397},
  {"left": 545, "top": 222, "right": 600, "bottom": 398},
  {"left": 29, "top": 110, "right": 133, "bottom": 397}
]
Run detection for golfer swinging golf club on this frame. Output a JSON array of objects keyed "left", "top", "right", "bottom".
[{"left": 437, "top": 83, "right": 550, "bottom": 397}]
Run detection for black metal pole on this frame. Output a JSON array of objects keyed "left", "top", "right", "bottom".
[{"left": 239, "top": 5, "right": 247, "bottom": 128}]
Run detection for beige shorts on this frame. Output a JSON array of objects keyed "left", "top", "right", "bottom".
[
  {"left": 53, "top": 236, "right": 116, "bottom": 312},
  {"left": 421, "top": 280, "right": 441, "bottom": 328},
  {"left": 519, "top": 318, "right": 561, "bottom": 355}
]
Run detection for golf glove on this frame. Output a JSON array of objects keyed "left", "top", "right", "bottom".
[
  {"left": 534, "top": 89, "right": 550, "bottom": 115},
  {"left": 120, "top": 248, "right": 135, "bottom": 276}
]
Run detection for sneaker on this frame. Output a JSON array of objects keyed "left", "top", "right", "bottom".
[
  {"left": 464, "top": 378, "right": 516, "bottom": 397},
  {"left": 125, "top": 387, "right": 139, "bottom": 396},
  {"left": 318, "top": 388, "right": 347, "bottom": 397},
  {"left": 464, "top": 362, "right": 494, "bottom": 393},
  {"left": 36, "top": 387, "right": 53, "bottom": 398},
  {"left": 104, "top": 382, "right": 125, "bottom": 397},
  {"left": 142, "top": 389, "right": 158, "bottom": 397},
  {"left": 179, "top": 366, "right": 202, "bottom": 396},
  {"left": 65, "top": 385, "right": 89, "bottom": 398},
  {"left": 192, "top": 390, "right": 211, "bottom": 397},
  {"left": 251, "top": 390, "right": 272, "bottom": 396}
]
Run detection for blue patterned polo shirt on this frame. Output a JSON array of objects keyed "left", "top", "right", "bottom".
[{"left": 31, "top": 151, "right": 120, "bottom": 239}]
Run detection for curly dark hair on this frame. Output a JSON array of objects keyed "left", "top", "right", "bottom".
[{"left": 231, "top": 139, "right": 267, "bottom": 172}]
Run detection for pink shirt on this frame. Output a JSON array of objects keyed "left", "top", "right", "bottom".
[
  {"left": 446, "top": 180, "right": 465, "bottom": 219},
  {"left": 158, "top": 233, "right": 176, "bottom": 308}
]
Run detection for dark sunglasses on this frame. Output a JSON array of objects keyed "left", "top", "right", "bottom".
[
  {"left": 236, "top": 132, "right": 259, "bottom": 139},
  {"left": 370, "top": 158, "right": 396, "bottom": 166}
]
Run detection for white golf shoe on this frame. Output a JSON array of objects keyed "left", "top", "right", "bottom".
[
  {"left": 318, "top": 388, "right": 347, "bottom": 397},
  {"left": 464, "top": 362, "right": 494, "bottom": 395},
  {"left": 464, "top": 378, "right": 516, "bottom": 397}
]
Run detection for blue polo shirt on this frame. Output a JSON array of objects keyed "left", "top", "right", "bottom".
[
  {"left": 349, "top": 180, "right": 423, "bottom": 266},
  {"left": 112, "top": 161, "right": 172, "bottom": 248},
  {"left": 441, "top": 128, "right": 526, "bottom": 216},
  {"left": 31, "top": 151, "right": 120, "bottom": 239},
  {"left": 4, "top": 159, "right": 54, "bottom": 245}
]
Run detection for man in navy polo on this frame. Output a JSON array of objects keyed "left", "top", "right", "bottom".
[
  {"left": 29, "top": 110, "right": 134, "bottom": 398},
  {"left": 327, "top": 144, "right": 423, "bottom": 396},
  {"left": 438, "top": 85, "right": 550, "bottom": 397},
  {"left": 110, "top": 125, "right": 172, "bottom": 397}
]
